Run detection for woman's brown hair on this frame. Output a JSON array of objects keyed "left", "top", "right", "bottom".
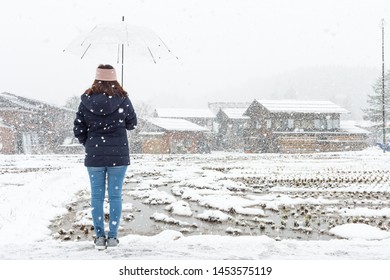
[{"left": 85, "top": 64, "right": 128, "bottom": 97}]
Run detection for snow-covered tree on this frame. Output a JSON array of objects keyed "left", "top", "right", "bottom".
[{"left": 362, "top": 70, "right": 390, "bottom": 124}]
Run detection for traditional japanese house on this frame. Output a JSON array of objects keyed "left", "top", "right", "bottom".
[
  {"left": 0, "top": 92, "right": 74, "bottom": 154},
  {"left": 243, "top": 99, "right": 370, "bottom": 153},
  {"left": 208, "top": 102, "right": 251, "bottom": 151},
  {"left": 215, "top": 107, "right": 250, "bottom": 151},
  {"left": 139, "top": 117, "right": 211, "bottom": 154}
]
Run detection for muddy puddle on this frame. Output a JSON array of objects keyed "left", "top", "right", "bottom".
[{"left": 50, "top": 180, "right": 390, "bottom": 243}]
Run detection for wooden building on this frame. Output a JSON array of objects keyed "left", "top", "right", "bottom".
[
  {"left": 0, "top": 120, "right": 15, "bottom": 154},
  {"left": 0, "top": 92, "right": 74, "bottom": 154},
  {"left": 139, "top": 117, "right": 211, "bottom": 154},
  {"left": 209, "top": 102, "right": 251, "bottom": 151},
  {"left": 215, "top": 107, "right": 250, "bottom": 151},
  {"left": 243, "top": 99, "right": 370, "bottom": 153}
]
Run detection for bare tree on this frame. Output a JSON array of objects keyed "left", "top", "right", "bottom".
[
  {"left": 133, "top": 101, "right": 153, "bottom": 119},
  {"left": 64, "top": 95, "right": 80, "bottom": 111}
]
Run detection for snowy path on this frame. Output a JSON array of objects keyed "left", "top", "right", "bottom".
[{"left": 2, "top": 231, "right": 390, "bottom": 260}]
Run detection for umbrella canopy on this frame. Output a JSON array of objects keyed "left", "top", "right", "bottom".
[{"left": 64, "top": 18, "right": 177, "bottom": 86}]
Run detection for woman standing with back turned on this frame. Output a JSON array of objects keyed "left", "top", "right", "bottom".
[{"left": 73, "top": 64, "right": 137, "bottom": 250}]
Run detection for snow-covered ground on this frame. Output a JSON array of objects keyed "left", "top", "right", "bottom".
[{"left": 1, "top": 148, "right": 390, "bottom": 261}]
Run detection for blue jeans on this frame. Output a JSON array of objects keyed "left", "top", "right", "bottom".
[{"left": 87, "top": 166, "right": 127, "bottom": 239}]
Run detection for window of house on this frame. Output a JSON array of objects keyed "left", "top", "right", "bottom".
[
  {"left": 326, "top": 119, "right": 333, "bottom": 129},
  {"left": 326, "top": 119, "right": 340, "bottom": 130},
  {"left": 281, "top": 119, "right": 288, "bottom": 129},
  {"left": 288, "top": 119, "right": 294, "bottom": 129},
  {"left": 21, "top": 132, "right": 39, "bottom": 154},
  {"left": 255, "top": 120, "right": 261, "bottom": 129},
  {"left": 314, "top": 119, "right": 321, "bottom": 129},
  {"left": 333, "top": 119, "right": 340, "bottom": 129},
  {"left": 184, "top": 138, "right": 193, "bottom": 148},
  {"left": 266, "top": 119, "right": 272, "bottom": 129},
  {"left": 213, "top": 122, "right": 220, "bottom": 133}
]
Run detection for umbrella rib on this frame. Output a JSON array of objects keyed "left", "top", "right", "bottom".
[
  {"left": 158, "top": 36, "right": 178, "bottom": 59},
  {"left": 147, "top": 47, "right": 157, "bottom": 64},
  {"left": 158, "top": 36, "right": 171, "bottom": 52},
  {"left": 81, "top": 43, "right": 92, "bottom": 59},
  {"left": 81, "top": 26, "right": 97, "bottom": 46}
]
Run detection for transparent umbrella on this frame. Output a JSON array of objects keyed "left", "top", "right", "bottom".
[{"left": 63, "top": 17, "right": 177, "bottom": 86}]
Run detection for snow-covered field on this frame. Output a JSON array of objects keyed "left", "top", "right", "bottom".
[{"left": 1, "top": 148, "right": 390, "bottom": 260}]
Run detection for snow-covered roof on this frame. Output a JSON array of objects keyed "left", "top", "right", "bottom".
[
  {"left": 255, "top": 99, "right": 349, "bottom": 114},
  {"left": 139, "top": 131, "right": 165, "bottom": 136},
  {"left": 0, "top": 92, "right": 40, "bottom": 111},
  {"left": 208, "top": 102, "right": 251, "bottom": 114},
  {"left": 146, "top": 118, "right": 210, "bottom": 132},
  {"left": 154, "top": 108, "right": 215, "bottom": 118},
  {"left": 0, "top": 92, "right": 74, "bottom": 113},
  {"left": 221, "top": 108, "right": 250, "bottom": 119},
  {"left": 340, "top": 120, "right": 371, "bottom": 134}
]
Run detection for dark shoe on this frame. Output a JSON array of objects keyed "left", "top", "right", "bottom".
[
  {"left": 106, "top": 237, "right": 119, "bottom": 248},
  {"left": 94, "top": 236, "right": 106, "bottom": 250}
]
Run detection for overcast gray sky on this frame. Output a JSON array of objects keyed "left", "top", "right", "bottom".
[{"left": 0, "top": 0, "right": 389, "bottom": 109}]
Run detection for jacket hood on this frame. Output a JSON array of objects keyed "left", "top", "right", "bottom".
[{"left": 81, "top": 93, "right": 126, "bottom": 116}]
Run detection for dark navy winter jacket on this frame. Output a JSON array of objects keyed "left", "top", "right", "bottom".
[{"left": 73, "top": 93, "right": 137, "bottom": 167}]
